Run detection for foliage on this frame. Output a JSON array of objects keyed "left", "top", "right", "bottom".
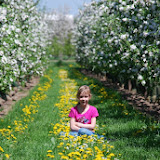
[
  {"left": 47, "top": 37, "right": 63, "bottom": 57},
  {"left": 44, "top": 10, "right": 76, "bottom": 60},
  {"left": 63, "top": 33, "right": 75, "bottom": 57},
  {"left": 47, "top": 34, "right": 76, "bottom": 60},
  {"left": 74, "top": 0, "right": 160, "bottom": 95}
]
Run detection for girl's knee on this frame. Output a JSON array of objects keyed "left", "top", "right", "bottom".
[
  {"left": 78, "top": 128, "right": 94, "bottom": 136},
  {"left": 78, "top": 128, "right": 87, "bottom": 134},
  {"left": 69, "top": 131, "right": 78, "bottom": 137},
  {"left": 60, "top": 131, "right": 66, "bottom": 136}
]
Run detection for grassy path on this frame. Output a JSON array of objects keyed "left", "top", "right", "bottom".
[
  {"left": 0, "top": 62, "right": 160, "bottom": 160},
  {"left": 0, "top": 63, "right": 62, "bottom": 159},
  {"left": 10, "top": 66, "right": 62, "bottom": 159}
]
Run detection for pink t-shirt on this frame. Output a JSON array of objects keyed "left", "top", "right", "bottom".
[{"left": 68, "top": 105, "right": 99, "bottom": 124}]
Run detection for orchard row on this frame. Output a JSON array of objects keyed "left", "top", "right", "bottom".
[
  {"left": 0, "top": 0, "right": 49, "bottom": 93},
  {"left": 74, "top": 0, "right": 160, "bottom": 97}
]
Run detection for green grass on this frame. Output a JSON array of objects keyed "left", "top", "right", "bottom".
[
  {"left": 0, "top": 63, "right": 62, "bottom": 159},
  {"left": 0, "top": 61, "right": 160, "bottom": 160},
  {"left": 66, "top": 62, "right": 160, "bottom": 160}
]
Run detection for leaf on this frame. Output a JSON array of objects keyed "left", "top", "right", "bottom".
[{"left": 51, "top": 137, "right": 56, "bottom": 148}]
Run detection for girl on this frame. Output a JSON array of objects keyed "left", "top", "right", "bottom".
[{"left": 68, "top": 85, "right": 99, "bottom": 136}]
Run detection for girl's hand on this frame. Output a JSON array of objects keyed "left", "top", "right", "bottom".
[
  {"left": 75, "top": 122, "right": 81, "bottom": 127},
  {"left": 75, "top": 117, "right": 96, "bottom": 130},
  {"left": 75, "top": 122, "right": 85, "bottom": 128},
  {"left": 75, "top": 122, "right": 86, "bottom": 128},
  {"left": 70, "top": 118, "right": 81, "bottom": 131}
]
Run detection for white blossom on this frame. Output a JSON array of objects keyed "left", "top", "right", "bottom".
[
  {"left": 0, "top": 7, "right": 7, "bottom": 20},
  {"left": 138, "top": 75, "right": 143, "bottom": 80},
  {"left": 122, "top": 18, "right": 128, "bottom": 22},
  {"left": 130, "top": 44, "right": 137, "bottom": 50},
  {"left": 141, "top": 80, "right": 146, "bottom": 86},
  {"left": 1, "top": 56, "right": 8, "bottom": 64},
  {"left": 120, "top": 34, "right": 128, "bottom": 39},
  {"left": 0, "top": 50, "right": 4, "bottom": 56}
]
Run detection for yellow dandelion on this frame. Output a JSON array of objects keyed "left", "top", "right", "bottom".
[
  {"left": 61, "top": 155, "right": 69, "bottom": 159},
  {"left": 58, "top": 152, "right": 63, "bottom": 155},
  {"left": 0, "top": 146, "right": 4, "bottom": 152},
  {"left": 5, "top": 154, "right": 10, "bottom": 159},
  {"left": 83, "top": 154, "right": 88, "bottom": 158}
]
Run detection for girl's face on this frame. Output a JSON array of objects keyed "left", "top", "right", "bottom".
[{"left": 78, "top": 91, "right": 91, "bottom": 107}]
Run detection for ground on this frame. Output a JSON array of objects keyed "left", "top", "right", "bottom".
[{"left": 0, "top": 76, "right": 40, "bottom": 118}]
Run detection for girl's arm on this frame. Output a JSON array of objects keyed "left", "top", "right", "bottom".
[
  {"left": 70, "top": 117, "right": 81, "bottom": 131},
  {"left": 75, "top": 117, "right": 96, "bottom": 130}
]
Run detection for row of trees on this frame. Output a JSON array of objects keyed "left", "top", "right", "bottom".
[
  {"left": 74, "top": 0, "right": 160, "bottom": 99},
  {"left": 0, "top": 0, "right": 49, "bottom": 93},
  {"left": 0, "top": 0, "right": 76, "bottom": 95},
  {"left": 44, "top": 10, "right": 75, "bottom": 59}
]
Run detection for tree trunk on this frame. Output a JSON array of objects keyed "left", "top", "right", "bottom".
[{"left": 128, "top": 80, "right": 132, "bottom": 91}]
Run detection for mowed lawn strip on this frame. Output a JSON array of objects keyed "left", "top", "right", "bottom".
[{"left": 0, "top": 63, "right": 62, "bottom": 160}]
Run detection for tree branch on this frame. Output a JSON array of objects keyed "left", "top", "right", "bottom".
[{"left": 33, "top": 0, "right": 40, "bottom": 6}]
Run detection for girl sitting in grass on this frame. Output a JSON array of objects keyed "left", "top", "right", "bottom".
[{"left": 68, "top": 85, "right": 101, "bottom": 137}]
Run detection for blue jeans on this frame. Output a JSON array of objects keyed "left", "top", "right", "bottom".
[
  {"left": 70, "top": 128, "right": 94, "bottom": 136},
  {"left": 60, "top": 128, "right": 105, "bottom": 139}
]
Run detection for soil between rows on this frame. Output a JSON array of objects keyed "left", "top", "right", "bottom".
[{"left": 0, "top": 76, "right": 40, "bottom": 118}]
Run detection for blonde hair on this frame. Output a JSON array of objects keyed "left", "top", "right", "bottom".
[{"left": 76, "top": 85, "right": 91, "bottom": 99}]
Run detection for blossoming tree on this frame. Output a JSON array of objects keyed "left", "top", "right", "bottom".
[
  {"left": 74, "top": 0, "right": 160, "bottom": 99},
  {"left": 0, "top": 0, "right": 49, "bottom": 93}
]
